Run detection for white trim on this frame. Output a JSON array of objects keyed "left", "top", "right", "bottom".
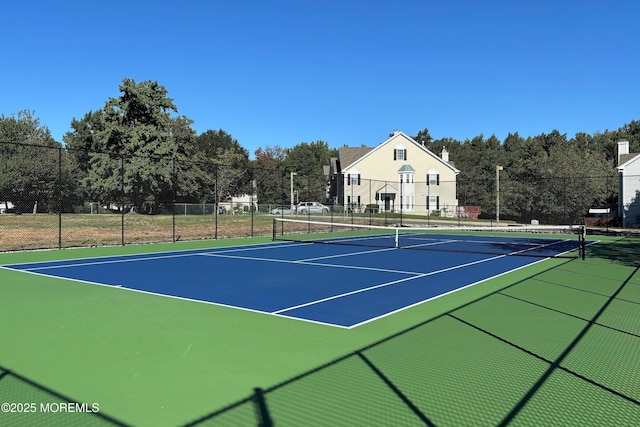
[
  {"left": 342, "top": 131, "right": 460, "bottom": 174},
  {"left": 617, "top": 152, "right": 640, "bottom": 171}
]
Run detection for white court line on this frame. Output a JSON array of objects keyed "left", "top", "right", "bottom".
[
  {"left": 18, "top": 252, "right": 207, "bottom": 271},
  {"left": 317, "top": 234, "right": 394, "bottom": 244},
  {"left": 297, "top": 246, "right": 397, "bottom": 262},
  {"left": 403, "top": 239, "right": 458, "bottom": 249},
  {"left": 200, "top": 252, "right": 425, "bottom": 275},
  {"left": 272, "top": 253, "right": 508, "bottom": 314},
  {"left": 405, "top": 237, "right": 573, "bottom": 254},
  {"left": 2, "top": 266, "right": 351, "bottom": 329},
  {"left": 338, "top": 239, "right": 578, "bottom": 328},
  {"left": 7, "top": 241, "right": 309, "bottom": 271},
  {"left": 347, "top": 257, "right": 549, "bottom": 329},
  {"left": 4, "top": 237, "right": 586, "bottom": 329},
  {"left": 205, "top": 242, "right": 309, "bottom": 254}
]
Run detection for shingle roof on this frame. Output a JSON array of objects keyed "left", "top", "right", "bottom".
[
  {"left": 337, "top": 147, "right": 374, "bottom": 170},
  {"left": 619, "top": 153, "right": 640, "bottom": 166}
]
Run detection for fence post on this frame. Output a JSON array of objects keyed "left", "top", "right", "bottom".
[
  {"left": 58, "top": 146, "right": 63, "bottom": 249},
  {"left": 214, "top": 166, "right": 218, "bottom": 240},
  {"left": 172, "top": 158, "right": 176, "bottom": 243},
  {"left": 400, "top": 176, "right": 403, "bottom": 227},
  {"left": 384, "top": 180, "right": 388, "bottom": 225},
  {"left": 120, "top": 156, "right": 125, "bottom": 246},
  {"left": 252, "top": 387, "right": 273, "bottom": 427}
]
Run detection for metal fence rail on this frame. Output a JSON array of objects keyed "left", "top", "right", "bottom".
[{"left": 0, "top": 141, "right": 631, "bottom": 252}]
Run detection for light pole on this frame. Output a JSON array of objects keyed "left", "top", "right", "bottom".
[
  {"left": 496, "top": 165, "right": 503, "bottom": 225},
  {"left": 290, "top": 171, "right": 297, "bottom": 211}
]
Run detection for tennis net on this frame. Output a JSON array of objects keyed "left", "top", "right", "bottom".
[{"left": 272, "top": 218, "right": 587, "bottom": 259}]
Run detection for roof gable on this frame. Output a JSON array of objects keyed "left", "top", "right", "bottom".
[
  {"left": 340, "top": 131, "right": 459, "bottom": 174},
  {"left": 618, "top": 152, "right": 640, "bottom": 170},
  {"left": 337, "top": 147, "right": 374, "bottom": 170}
]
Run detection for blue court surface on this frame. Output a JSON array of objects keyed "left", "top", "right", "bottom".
[{"left": 3, "top": 234, "right": 581, "bottom": 328}]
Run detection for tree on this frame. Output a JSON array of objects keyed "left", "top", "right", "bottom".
[
  {"left": 64, "top": 79, "right": 182, "bottom": 212},
  {"left": 0, "top": 110, "right": 73, "bottom": 213},
  {"left": 170, "top": 115, "right": 202, "bottom": 203},
  {"left": 64, "top": 110, "right": 106, "bottom": 169},
  {"left": 194, "top": 129, "right": 251, "bottom": 204},
  {"left": 63, "top": 110, "right": 107, "bottom": 210},
  {"left": 454, "top": 134, "right": 505, "bottom": 215},
  {"left": 413, "top": 128, "right": 433, "bottom": 147},
  {"left": 253, "top": 145, "right": 288, "bottom": 204},
  {"left": 619, "top": 119, "right": 640, "bottom": 151},
  {"left": 284, "top": 141, "right": 334, "bottom": 202},
  {"left": 63, "top": 80, "right": 256, "bottom": 212},
  {"left": 503, "top": 134, "right": 613, "bottom": 223}
]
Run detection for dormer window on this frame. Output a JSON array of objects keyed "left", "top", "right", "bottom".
[{"left": 394, "top": 145, "right": 407, "bottom": 161}]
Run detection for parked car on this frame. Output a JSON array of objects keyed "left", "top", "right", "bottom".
[
  {"left": 296, "top": 202, "right": 330, "bottom": 214},
  {"left": 271, "top": 205, "right": 293, "bottom": 215}
]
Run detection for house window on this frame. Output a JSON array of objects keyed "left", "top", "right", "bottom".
[
  {"left": 347, "top": 170, "right": 360, "bottom": 186},
  {"left": 399, "top": 173, "right": 414, "bottom": 184},
  {"left": 347, "top": 195, "right": 361, "bottom": 210},
  {"left": 394, "top": 145, "right": 407, "bottom": 161},
  {"left": 427, "top": 195, "right": 440, "bottom": 211},
  {"left": 427, "top": 169, "right": 439, "bottom": 186}
]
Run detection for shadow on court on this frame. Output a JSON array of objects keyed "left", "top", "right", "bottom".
[
  {"left": 2, "top": 237, "right": 639, "bottom": 426},
  {"left": 184, "top": 254, "right": 640, "bottom": 426},
  {"left": 586, "top": 235, "right": 640, "bottom": 267},
  {"left": 0, "top": 367, "right": 128, "bottom": 426}
]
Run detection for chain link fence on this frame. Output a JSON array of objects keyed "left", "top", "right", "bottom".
[
  {"left": 1, "top": 141, "right": 635, "bottom": 252},
  {"left": 2, "top": 142, "right": 639, "bottom": 425}
]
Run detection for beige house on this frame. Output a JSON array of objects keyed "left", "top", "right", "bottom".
[
  {"left": 329, "top": 131, "right": 460, "bottom": 215},
  {"left": 617, "top": 138, "right": 640, "bottom": 228}
]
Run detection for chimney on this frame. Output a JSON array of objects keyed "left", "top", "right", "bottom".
[
  {"left": 441, "top": 147, "right": 449, "bottom": 162},
  {"left": 618, "top": 138, "right": 629, "bottom": 165}
]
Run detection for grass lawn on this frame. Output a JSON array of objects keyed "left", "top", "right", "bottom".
[{"left": 0, "top": 211, "right": 490, "bottom": 252}]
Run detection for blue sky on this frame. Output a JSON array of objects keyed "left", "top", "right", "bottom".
[{"left": 2, "top": 0, "right": 639, "bottom": 156}]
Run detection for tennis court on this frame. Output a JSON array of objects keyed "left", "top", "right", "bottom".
[
  {"left": 3, "top": 224, "right": 585, "bottom": 328},
  {"left": 1, "top": 224, "right": 638, "bottom": 426}
]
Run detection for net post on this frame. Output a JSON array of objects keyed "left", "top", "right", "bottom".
[
  {"left": 395, "top": 228, "right": 399, "bottom": 248},
  {"left": 272, "top": 218, "right": 277, "bottom": 241}
]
